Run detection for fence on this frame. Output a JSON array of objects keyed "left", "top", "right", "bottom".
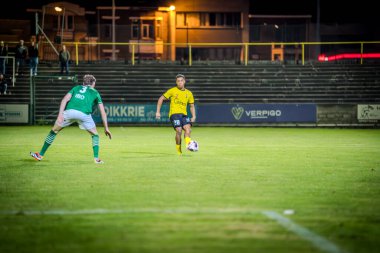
[
  {"left": 54, "top": 41, "right": 380, "bottom": 66},
  {"left": 3, "top": 41, "right": 380, "bottom": 66}
]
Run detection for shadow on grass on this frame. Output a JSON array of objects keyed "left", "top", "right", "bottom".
[
  {"left": 19, "top": 159, "right": 92, "bottom": 166},
  {"left": 124, "top": 151, "right": 174, "bottom": 158},
  {"left": 124, "top": 151, "right": 195, "bottom": 158},
  {"left": 21, "top": 158, "right": 45, "bottom": 163}
]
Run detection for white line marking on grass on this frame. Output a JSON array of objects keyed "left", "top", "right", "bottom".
[
  {"left": 262, "top": 211, "right": 348, "bottom": 253},
  {"left": 0, "top": 208, "right": 349, "bottom": 253},
  {"left": 0, "top": 208, "right": 259, "bottom": 216}
]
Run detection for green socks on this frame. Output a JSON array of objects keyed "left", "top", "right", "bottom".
[
  {"left": 92, "top": 134, "right": 99, "bottom": 158},
  {"left": 40, "top": 130, "right": 57, "bottom": 156}
]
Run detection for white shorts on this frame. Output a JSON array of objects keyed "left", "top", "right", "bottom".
[{"left": 56, "top": 109, "right": 96, "bottom": 130}]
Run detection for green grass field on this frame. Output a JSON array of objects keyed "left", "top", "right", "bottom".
[{"left": 0, "top": 126, "right": 379, "bottom": 253}]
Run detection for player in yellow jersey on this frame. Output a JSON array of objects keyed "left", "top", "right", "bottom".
[{"left": 156, "top": 74, "right": 196, "bottom": 155}]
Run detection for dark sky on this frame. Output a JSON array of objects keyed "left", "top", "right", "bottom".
[{"left": 2, "top": 0, "right": 377, "bottom": 24}]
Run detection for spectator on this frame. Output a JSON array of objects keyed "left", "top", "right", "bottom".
[
  {"left": 59, "top": 45, "right": 70, "bottom": 74},
  {"left": 0, "top": 41, "right": 8, "bottom": 74},
  {"left": 28, "top": 41, "right": 39, "bottom": 76},
  {"left": 15, "top": 40, "right": 28, "bottom": 76},
  {"left": 0, "top": 73, "right": 7, "bottom": 95}
]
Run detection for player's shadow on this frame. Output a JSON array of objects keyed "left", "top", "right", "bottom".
[
  {"left": 22, "top": 158, "right": 46, "bottom": 163},
  {"left": 21, "top": 159, "right": 88, "bottom": 165},
  {"left": 124, "top": 151, "right": 174, "bottom": 158}
]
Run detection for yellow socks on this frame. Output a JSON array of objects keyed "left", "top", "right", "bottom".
[
  {"left": 176, "top": 144, "right": 182, "bottom": 155},
  {"left": 185, "top": 137, "right": 192, "bottom": 146},
  {"left": 177, "top": 137, "right": 192, "bottom": 155}
]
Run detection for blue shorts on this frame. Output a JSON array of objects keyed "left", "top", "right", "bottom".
[{"left": 170, "top": 114, "right": 192, "bottom": 129}]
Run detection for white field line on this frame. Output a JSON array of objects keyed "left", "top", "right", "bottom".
[
  {"left": 0, "top": 208, "right": 257, "bottom": 215},
  {"left": 263, "top": 211, "right": 349, "bottom": 253},
  {"left": 1, "top": 207, "right": 348, "bottom": 253}
]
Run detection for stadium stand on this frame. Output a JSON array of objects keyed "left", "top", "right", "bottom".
[{"left": 1, "top": 62, "right": 379, "bottom": 122}]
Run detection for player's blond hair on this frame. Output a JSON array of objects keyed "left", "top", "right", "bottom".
[
  {"left": 176, "top": 74, "right": 185, "bottom": 80},
  {"left": 83, "top": 74, "right": 96, "bottom": 86}
]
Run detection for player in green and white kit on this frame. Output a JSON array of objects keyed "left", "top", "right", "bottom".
[{"left": 30, "top": 74, "right": 112, "bottom": 164}]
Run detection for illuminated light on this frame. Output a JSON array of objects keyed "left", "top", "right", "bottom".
[
  {"left": 169, "top": 5, "right": 175, "bottom": 11},
  {"left": 318, "top": 53, "right": 380, "bottom": 62},
  {"left": 318, "top": 54, "right": 325, "bottom": 61},
  {"left": 274, "top": 24, "right": 279, "bottom": 29},
  {"left": 55, "top": 6, "right": 63, "bottom": 12}
]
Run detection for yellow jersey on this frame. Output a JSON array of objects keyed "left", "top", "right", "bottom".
[{"left": 163, "top": 87, "right": 194, "bottom": 117}]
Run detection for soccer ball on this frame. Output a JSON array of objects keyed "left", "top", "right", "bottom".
[{"left": 187, "top": 140, "right": 199, "bottom": 152}]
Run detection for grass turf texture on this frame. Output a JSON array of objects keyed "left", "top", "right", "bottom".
[{"left": 0, "top": 126, "right": 379, "bottom": 253}]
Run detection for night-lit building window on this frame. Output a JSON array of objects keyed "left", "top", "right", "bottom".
[
  {"left": 66, "top": 15, "right": 74, "bottom": 30},
  {"left": 156, "top": 20, "right": 162, "bottom": 39},
  {"left": 131, "top": 20, "right": 139, "bottom": 39},
  {"left": 176, "top": 13, "right": 185, "bottom": 26},
  {"left": 178, "top": 12, "right": 241, "bottom": 28},
  {"left": 130, "top": 19, "right": 157, "bottom": 40},
  {"left": 142, "top": 24, "right": 149, "bottom": 38},
  {"left": 209, "top": 13, "right": 216, "bottom": 26},
  {"left": 216, "top": 13, "right": 224, "bottom": 26},
  {"left": 200, "top": 13, "right": 208, "bottom": 26},
  {"left": 186, "top": 13, "right": 200, "bottom": 27},
  {"left": 226, "top": 13, "right": 233, "bottom": 26},
  {"left": 142, "top": 20, "right": 154, "bottom": 39},
  {"left": 57, "top": 15, "right": 74, "bottom": 31}
]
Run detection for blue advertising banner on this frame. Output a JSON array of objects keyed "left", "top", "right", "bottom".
[
  {"left": 93, "top": 104, "right": 170, "bottom": 123},
  {"left": 197, "top": 104, "right": 316, "bottom": 123}
]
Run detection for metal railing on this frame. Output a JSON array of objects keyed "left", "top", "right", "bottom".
[
  {"left": 3, "top": 41, "right": 380, "bottom": 67},
  {"left": 66, "top": 41, "right": 380, "bottom": 66}
]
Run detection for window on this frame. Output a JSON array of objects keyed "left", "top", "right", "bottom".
[
  {"left": 186, "top": 13, "right": 200, "bottom": 27},
  {"left": 226, "top": 13, "right": 233, "bottom": 26},
  {"left": 233, "top": 13, "right": 241, "bottom": 27},
  {"left": 216, "top": 13, "right": 224, "bottom": 26},
  {"left": 200, "top": 13, "right": 208, "bottom": 26},
  {"left": 131, "top": 20, "right": 139, "bottom": 39},
  {"left": 208, "top": 13, "right": 241, "bottom": 27},
  {"left": 150, "top": 25, "right": 154, "bottom": 38},
  {"left": 142, "top": 24, "right": 149, "bottom": 38},
  {"left": 66, "top": 15, "right": 74, "bottom": 30},
  {"left": 57, "top": 15, "right": 74, "bottom": 31},
  {"left": 209, "top": 13, "right": 216, "bottom": 26},
  {"left": 177, "top": 12, "right": 241, "bottom": 28},
  {"left": 176, "top": 13, "right": 185, "bottom": 27},
  {"left": 156, "top": 20, "right": 162, "bottom": 39},
  {"left": 177, "top": 13, "right": 200, "bottom": 27},
  {"left": 142, "top": 20, "right": 154, "bottom": 39},
  {"left": 131, "top": 18, "right": 159, "bottom": 40}
]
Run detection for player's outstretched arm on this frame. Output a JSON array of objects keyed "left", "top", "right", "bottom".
[
  {"left": 56, "top": 93, "right": 72, "bottom": 124},
  {"left": 156, "top": 95, "right": 166, "bottom": 119},
  {"left": 190, "top": 103, "right": 196, "bottom": 123},
  {"left": 98, "top": 103, "right": 112, "bottom": 139}
]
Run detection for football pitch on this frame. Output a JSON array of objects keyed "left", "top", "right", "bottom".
[{"left": 0, "top": 126, "right": 379, "bottom": 253}]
